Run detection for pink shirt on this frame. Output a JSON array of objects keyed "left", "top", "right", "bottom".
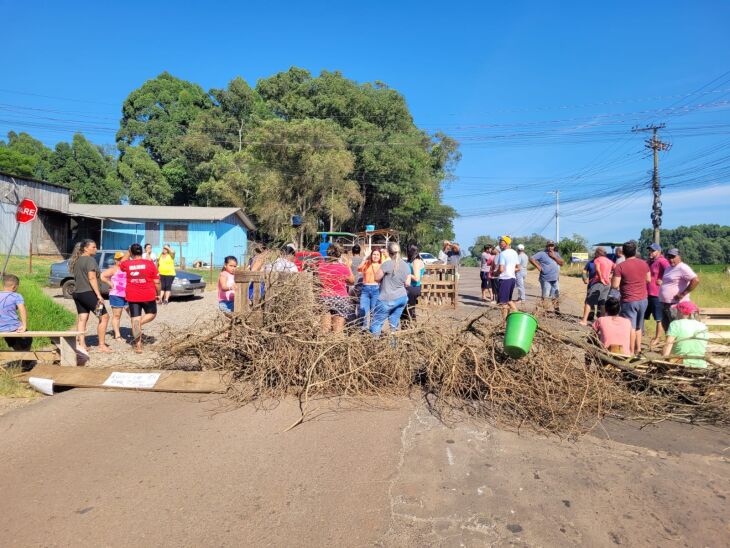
[
  {"left": 593, "top": 316, "right": 632, "bottom": 355},
  {"left": 593, "top": 256, "right": 614, "bottom": 286},
  {"left": 647, "top": 256, "right": 670, "bottom": 297},
  {"left": 108, "top": 269, "right": 127, "bottom": 298},
  {"left": 218, "top": 271, "right": 235, "bottom": 303},
  {"left": 659, "top": 262, "right": 697, "bottom": 304}
]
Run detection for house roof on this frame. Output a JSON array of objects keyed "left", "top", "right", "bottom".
[{"left": 68, "top": 203, "right": 256, "bottom": 231}]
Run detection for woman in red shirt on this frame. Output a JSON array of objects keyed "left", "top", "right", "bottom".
[
  {"left": 119, "top": 243, "right": 161, "bottom": 353},
  {"left": 318, "top": 243, "right": 355, "bottom": 334}
]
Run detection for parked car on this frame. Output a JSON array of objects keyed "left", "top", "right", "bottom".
[
  {"left": 419, "top": 252, "right": 439, "bottom": 265},
  {"left": 49, "top": 250, "right": 206, "bottom": 299}
]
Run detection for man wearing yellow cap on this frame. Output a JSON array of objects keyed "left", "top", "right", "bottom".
[
  {"left": 496, "top": 235, "right": 520, "bottom": 319},
  {"left": 530, "top": 240, "right": 564, "bottom": 314}
]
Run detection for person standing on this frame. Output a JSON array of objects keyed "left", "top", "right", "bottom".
[
  {"left": 659, "top": 248, "right": 700, "bottom": 333},
  {"left": 515, "top": 244, "right": 529, "bottom": 303},
  {"left": 614, "top": 246, "right": 625, "bottom": 265},
  {"left": 447, "top": 243, "right": 461, "bottom": 279},
  {"left": 120, "top": 243, "right": 161, "bottom": 353},
  {"left": 496, "top": 236, "right": 520, "bottom": 320},
  {"left": 490, "top": 245, "right": 501, "bottom": 304},
  {"left": 0, "top": 274, "right": 32, "bottom": 364},
  {"left": 318, "top": 244, "right": 355, "bottom": 334},
  {"left": 611, "top": 240, "right": 650, "bottom": 356},
  {"left": 529, "top": 240, "right": 564, "bottom": 314},
  {"left": 645, "top": 243, "right": 671, "bottom": 348},
  {"left": 143, "top": 243, "right": 157, "bottom": 262},
  {"left": 580, "top": 247, "right": 613, "bottom": 325},
  {"left": 479, "top": 245, "right": 493, "bottom": 302},
  {"left": 157, "top": 244, "right": 176, "bottom": 305},
  {"left": 438, "top": 241, "right": 451, "bottom": 264},
  {"left": 266, "top": 244, "right": 298, "bottom": 273},
  {"left": 358, "top": 249, "right": 384, "bottom": 330},
  {"left": 217, "top": 256, "right": 238, "bottom": 313},
  {"left": 371, "top": 242, "right": 410, "bottom": 336},
  {"left": 402, "top": 244, "right": 425, "bottom": 326},
  {"left": 100, "top": 251, "right": 128, "bottom": 341},
  {"left": 68, "top": 239, "right": 111, "bottom": 353}
]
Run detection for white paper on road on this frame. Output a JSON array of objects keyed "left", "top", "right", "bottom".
[
  {"left": 28, "top": 377, "right": 54, "bottom": 396},
  {"left": 102, "top": 372, "right": 161, "bottom": 389}
]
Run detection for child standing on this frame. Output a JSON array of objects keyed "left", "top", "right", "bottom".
[
  {"left": 593, "top": 297, "right": 632, "bottom": 355},
  {"left": 0, "top": 274, "right": 31, "bottom": 356}
]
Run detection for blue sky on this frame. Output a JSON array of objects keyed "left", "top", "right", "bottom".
[{"left": 2, "top": 1, "right": 729, "bottom": 247}]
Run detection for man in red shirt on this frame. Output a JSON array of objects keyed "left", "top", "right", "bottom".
[
  {"left": 119, "top": 242, "right": 161, "bottom": 353},
  {"left": 611, "top": 240, "right": 650, "bottom": 356},
  {"left": 644, "top": 243, "right": 671, "bottom": 348}
]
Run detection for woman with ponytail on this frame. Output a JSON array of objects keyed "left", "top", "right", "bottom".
[
  {"left": 69, "top": 239, "right": 110, "bottom": 353},
  {"left": 370, "top": 242, "right": 409, "bottom": 336}
]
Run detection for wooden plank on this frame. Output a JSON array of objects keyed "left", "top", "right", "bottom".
[
  {"left": 0, "top": 350, "right": 59, "bottom": 361},
  {"left": 704, "top": 319, "right": 730, "bottom": 326},
  {"left": 0, "top": 331, "right": 82, "bottom": 338},
  {"left": 20, "top": 364, "right": 229, "bottom": 393},
  {"left": 708, "top": 331, "right": 730, "bottom": 339},
  {"left": 699, "top": 308, "right": 730, "bottom": 316}
]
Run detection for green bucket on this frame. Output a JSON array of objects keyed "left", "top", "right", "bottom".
[{"left": 503, "top": 312, "right": 538, "bottom": 358}]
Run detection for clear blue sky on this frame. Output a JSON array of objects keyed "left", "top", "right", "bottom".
[{"left": 2, "top": 1, "right": 729, "bottom": 248}]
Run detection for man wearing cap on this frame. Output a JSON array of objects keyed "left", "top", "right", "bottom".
[
  {"left": 662, "top": 300, "right": 708, "bottom": 368},
  {"left": 529, "top": 240, "right": 564, "bottom": 313},
  {"left": 496, "top": 236, "right": 520, "bottom": 319},
  {"left": 645, "top": 243, "right": 671, "bottom": 347},
  {"left": 515, "top": 244, "right": 529, "bottom": 303},
  {"left": 659, "top": 248, "right": 700, "bottom": 333}
]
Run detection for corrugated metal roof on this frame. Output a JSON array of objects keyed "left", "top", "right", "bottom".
[{"left": 69, "top": 203, "right": 256, "bottom": 231}]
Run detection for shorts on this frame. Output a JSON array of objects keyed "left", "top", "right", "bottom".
[
  {"left": 644, "top": 295, "right": 663, "bottom": 321},
  {"left": 661, "top": 303, "right": 677, "bottom": 332},
  {"left": 480, "top": 271, "right": 490, "bottom": 290},
  {"left": 491, "top": 278, "right": 500, "bottom": 295},
  {"left": 160, "top": 275, "right": 175, "bottom": 292},
  {"left": 620, "top": 299, "right": 648, "bottom": 331},
  {"left": 585, "top": 283, "right": 609, "bottom": 307},
  {"left": 109, "top": 295, "right": 127, "bottom": 308},
  {"left": 218, "top": 300, "right": 234, "bottom": 312},
  {"left": 320, "top": 295, "right": 353, "bottom": 318},
  {"left": 540, "top": 279, "right": 560, "bottom": 299},
  {"left": 128, "top": 301, "right": 158, "bottom": 318},
  {"left": 497, "top": 278, "right": 516, "bottom": 304},
  {"left": 73, "top": 291, "right": 107, "bottom": 316}
]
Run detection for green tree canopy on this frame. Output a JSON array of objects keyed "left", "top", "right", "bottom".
[
  {"left": 47, "top": 134, "right": 122, "bottom": 203},
  {"left": 0, "top": 131, "right": 53, "bottom": 179},
  {"left": 638, "top": 225, "right": 730, "bottom": 264},
  {"left": 117, "top": 146, "right": 172, "bottom": 206}
]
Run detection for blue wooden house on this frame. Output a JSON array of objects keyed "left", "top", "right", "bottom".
[{"left": 68, "top": 203, "right": 256, "bottom": 267}]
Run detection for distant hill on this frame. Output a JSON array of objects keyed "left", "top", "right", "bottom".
[{"left": 638, "top": 225, "right": 730, "bottom": 264}]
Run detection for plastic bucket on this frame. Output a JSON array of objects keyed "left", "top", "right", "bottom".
[{"left": 503, "top": 312, "right": 538, "bottom": 358}]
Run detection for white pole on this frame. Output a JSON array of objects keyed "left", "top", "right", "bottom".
[{"left": 555, "top": 190, "right": 560, "bottom": 243}]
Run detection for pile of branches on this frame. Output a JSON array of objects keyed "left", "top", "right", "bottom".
[{"left": 161, "top": 273, "right": 730, "bottom": 437}]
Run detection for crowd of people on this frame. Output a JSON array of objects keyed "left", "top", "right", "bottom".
[
  {"left": 0, "top": 234, "right": 710, "bottom": 368},
  {"left": 583, "top": 241, "right": 706, "bottom": 366}
]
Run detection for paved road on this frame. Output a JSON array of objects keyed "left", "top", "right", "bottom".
[{"left": 1, "top": 269, "right": 728, "bottom": 546}]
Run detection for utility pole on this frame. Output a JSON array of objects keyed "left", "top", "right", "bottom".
[
  {"left": 632, "top": 124, "right": 670, "bottom": 244},
  {"left": 547, "top": 190, "right": 560, "bottom": 242}
]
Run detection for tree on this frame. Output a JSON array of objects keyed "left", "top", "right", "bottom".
[
  {"left": 0, "top": 131, "right": 53, "bottom": 179},
  {"left": 47, "top": 134, "right": 122, "bottom": 203},
  {"left": 256, "top": 68, "right": 460, "bottom": 249},
  {"left": 638, "top": 225, "right": 730, "bottom": 264},
  {"left": 117, "top": 146, "right": 172, "bottom": 206},
  {"left": 557, "top": 233, "right": 589, "bottom": 258},
  {"left": 243, "top": 119, "right": 359, "bottom": 246},
  {"left": 116, "top": 72, "right": 212, "bottom": 203}
]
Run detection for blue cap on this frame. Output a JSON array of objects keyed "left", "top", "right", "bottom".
[{"left": 647, "top": 243, "right": 661, "bottom": 252}]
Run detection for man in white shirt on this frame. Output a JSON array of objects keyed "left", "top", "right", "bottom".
[
  {"left": 496, "top": 236, "right": 520, "bottom": 319},
  {"left": 265, "top": 244, "right": 299, "bottom": 273}
]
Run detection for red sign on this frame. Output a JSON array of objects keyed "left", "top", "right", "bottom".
[{"left": 16, "top": 198, "right": 38, "bottom": 224}]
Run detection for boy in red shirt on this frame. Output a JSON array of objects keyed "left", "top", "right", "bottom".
[{"left": 119, "top": 243, "right": 160, "bottom": 353}]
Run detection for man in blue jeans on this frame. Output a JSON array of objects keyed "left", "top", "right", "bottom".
[
  {"left": 370, "top": 243, "right": 410, "bottom": 337},
  {"left": 529, "top": 240, "right": 564, "bottom": 313}
]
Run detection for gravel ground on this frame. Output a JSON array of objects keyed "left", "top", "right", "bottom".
[{"left": 42, "top": 287, "right": 222, "bottom": 369}]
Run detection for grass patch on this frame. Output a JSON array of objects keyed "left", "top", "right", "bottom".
[
  {"left": 2, "top": 255, "right": 76, "bottom": 350},
  {"left": 0, "top": 367, "right": 37, "bottom": 398}
]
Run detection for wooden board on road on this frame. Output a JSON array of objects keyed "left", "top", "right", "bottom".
[{"left": 20, "top": 364, "right": 229, "bottom": 393}]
